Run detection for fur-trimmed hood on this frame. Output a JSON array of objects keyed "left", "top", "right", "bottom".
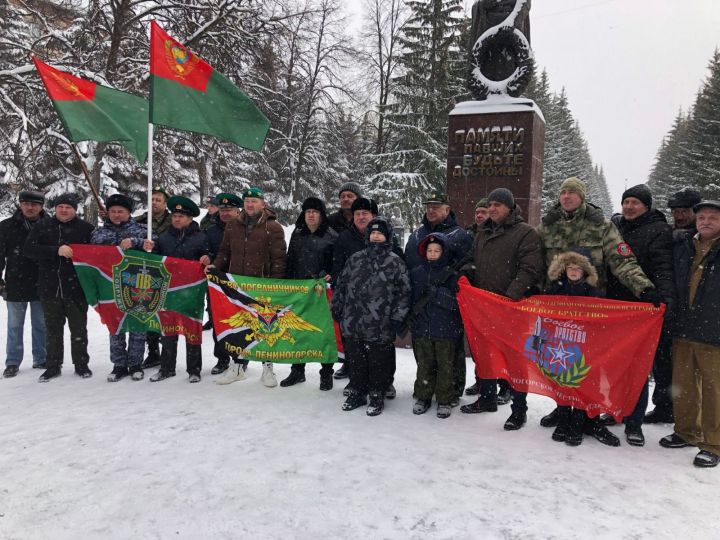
[{"left": 547, "top": 251, "right": 598, "bottom": 286}]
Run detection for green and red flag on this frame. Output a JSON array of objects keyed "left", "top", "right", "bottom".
[
  {"left": 71, "top": 245, "right": 206, "bottom": 344},
  {"left": 149, "top": 21, "right": 270, "bottom": 151},
  {"left": 33, "top": 57, "right": 148, "bottom": 162},
  {"left": 457, "top": 277, "right": 665, "bottom": 421},
  {"left": 207, "top": 272, "right": 338, "bottom": 363}
]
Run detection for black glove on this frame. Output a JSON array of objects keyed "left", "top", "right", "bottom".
[{"left": 640, "top": 287, "right": 663, "bottom": 308}]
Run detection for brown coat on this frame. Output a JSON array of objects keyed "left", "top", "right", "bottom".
[
  {"left": 212, "top": 208, "right": 287, "bottom": 278},
  {"left": 470, "top": 208, "right": 543, "bottom": 299}
]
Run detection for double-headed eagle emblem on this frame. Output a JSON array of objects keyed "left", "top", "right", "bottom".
[{"left": 221, "top": 297, "right": 321, "bottom": 347}]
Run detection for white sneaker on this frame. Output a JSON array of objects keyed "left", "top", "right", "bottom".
[
  {"left": 216, "top": 361, "right": 247, "bottom": 385},
  {"left": 261, "top": 362, "right": 277, "bottom": 388}
]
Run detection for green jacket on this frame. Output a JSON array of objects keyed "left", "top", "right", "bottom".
[
  {"left": 539, "top": 202, "right": 653, "bottom": 297},
  {"left": 135, "top": 209, "right": 172, "bottom": 235}
]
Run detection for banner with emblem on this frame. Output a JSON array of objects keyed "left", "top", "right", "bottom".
[
  {"left": 457, "top": 277, "right": 664, "bottom": 421},
  {"left": 207, "top": 272, "right": 338, "bottom": 364},
  {"left": 71, "top": 245, "right": 206, "bottom": 344}
]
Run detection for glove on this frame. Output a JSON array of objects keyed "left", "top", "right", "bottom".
[{"left": 640, "top": 287, "right": 662, "bottom": 308}]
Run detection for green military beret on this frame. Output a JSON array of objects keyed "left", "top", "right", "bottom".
[
  {"left": 213, "top": 193, "right": 243, "bottom": 208},
  {"left": 242, "top": 187, "right": 265, "bottom": 200},
  {"left": 152, "top": 186, "right": 171, "bottom": 200},
  {"left": 167, "top": 195, "right": 200, "bottom": 217}
]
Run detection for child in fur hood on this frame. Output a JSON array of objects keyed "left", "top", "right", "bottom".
[{"left": 545, "top": 248, "right": 604, "bottom": 446}]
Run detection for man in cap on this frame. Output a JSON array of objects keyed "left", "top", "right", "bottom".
[
  {"left": 606, "top": 184, "right": 675, "bottom": 444},
  {"left": 405, "top": 190, "right": 473, "bottom": 403},
  {"left": 459, "top": 188, "right": 543, "bottom": 430},
  {"left": 200, "top": 195, "right": 221, "bottom": 231},
  {"left": 281, "top": 196, "right": 338, "bottom": 390},
  {"left": 136, "top": 186, "right": 172, "bottom": 369},
  {"left": 210, "top": 187, "right": 287, "bottom": 387},
  {"left": 537, "top": 177, "right": 659, "bottom": 446},
  {"left": 0, "top": 191, "right": 48, "bottom": 377},
  {"left": 24, "top": 193, "right": 95, "bottom": 382},
  {"left": 328, "top": 182, "right": 363, "bottom": 234},
  {"left": 668, "top": 188, "right": 702, "bottom": 236},
  {"left": 465, "top": 198, "right": 489, "bottom": 238},
  {"left": 205, "top": 192, "right": 243, "bottom": 374},
  {"left": 660, "top": 200, "right": 720, "bottom": 468},
  {"left": 143, "top": 196, "right": 210, "bottom": 383}
]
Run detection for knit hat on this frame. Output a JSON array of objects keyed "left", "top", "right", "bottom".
[
  {"left": 351, "top": 197, "right": 379, "bottom": 215},
  {"left": 368, "top": 217, "right": 391, "bottom": 239},
  {"left": 475, "top": 198, "right": 489, "bottom": 209},
  {"left": 53, "top": 193, "right": 79, "bottom": 210},
  {"left": 622, "top": 184, "right": 652, "bottom": 209},
  {"left": 487, "top": 188, "right": 515, "bottom": 209},
  {"left": 18, "top": 191, "right": 45, "bottom": 205},
  {"left": 668, "top": 188, "right": 702, "bottom": 209},
  {"left": 105, "top": 193, "right": 134, "bottom": 212},
  {"left": 302, "top": 197, "right": 325, "bottom": 213},
  {"left": 560, "top": 177, "right": 587, "bottom": 201},
  {"left": 338, "top": 182, "right": 363, "bottom": 198}
]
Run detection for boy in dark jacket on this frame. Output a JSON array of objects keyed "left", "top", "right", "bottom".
[
  {"left": 143, "top": 196, "right": 211, "bottom": 383},
  {"left": 410, "top": 233, "right": 462, "bottom": 418},
  {"left": 331, "top": 216, "right": 410, "bottom": 416},
  {"left": 545, "top": 249, "right": 603, "bottom": 446},
  {"left": 90, "top": 194, "right": 151, "bottom": 382}
]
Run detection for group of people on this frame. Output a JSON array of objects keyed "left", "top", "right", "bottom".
[{"left": 1, "top": 178, "right": 719, "bottom": 469}]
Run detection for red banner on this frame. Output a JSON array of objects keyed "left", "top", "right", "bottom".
[{"left": 457, "top": 277, "right": 664, "bottom": 420}]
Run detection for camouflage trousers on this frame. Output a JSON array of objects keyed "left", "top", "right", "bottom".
[
  {"left": 110, "top": 332, "right": 146, "bottom": 367},
  {"left": 413, "top": 338, "right": 456, "bottom": 406}
]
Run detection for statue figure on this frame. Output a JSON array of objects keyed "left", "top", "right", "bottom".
[{"left": 468, "top": 0, "right": 534, "bottom": 100}]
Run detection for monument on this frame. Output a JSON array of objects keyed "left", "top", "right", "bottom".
[{"left": 447, "top": 0, "right": 544, "bottom": 226}]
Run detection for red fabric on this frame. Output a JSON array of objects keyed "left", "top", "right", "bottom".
[
  {"left": 33, "top": 57, "right": 95, "bottom": 101},
  {"left": 457, "top": 277, "right": 664, "bottom": 420},
  {"left": 150, "top": 21, "right": 213, "bottom": 92}
]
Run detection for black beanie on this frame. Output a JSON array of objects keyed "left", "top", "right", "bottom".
[
  {"left": 105, "top": 193, "right": 134, "bottom": 213},
  {"left": 53, "top": 193, "right": 79, "bottom": 210},
  {"left": 622, "top": 184, "right": 653, "bottom": 209},
  {"left": 351, "top": 197, "right": 378, "bottom": 215},
  {"left": 487, "top": 187, "right": 515, "bottom": 209},
  {"left": 368, "top": 217, "right": 391, "bottom": 239}
]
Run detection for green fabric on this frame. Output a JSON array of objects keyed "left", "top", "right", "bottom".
[
  {"left": 150, "top": 72, "right": 269, "bottom": 151},
  {"left": 413, "top": 337, "right": 457, "bottom": 405},
  {"left": 53, "top": 85, "right": 148, "bottom": 162}
]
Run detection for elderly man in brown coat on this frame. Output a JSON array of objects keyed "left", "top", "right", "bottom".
[
  {"left": 459, "top": 188, "right": 543, "bottom": 431},
  {"left": 210, "top": 187, "right": 287, "bottom": 387}
]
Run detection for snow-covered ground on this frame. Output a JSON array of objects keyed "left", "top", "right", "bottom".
[{"left": 0, "top": 307, "right": 717, "bottom": 540}]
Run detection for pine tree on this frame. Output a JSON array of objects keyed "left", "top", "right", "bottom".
[{"left": 647, "top": 109, "right": 691, "bottom": 212}]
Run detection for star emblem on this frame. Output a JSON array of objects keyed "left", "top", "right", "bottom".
[{"left": 547, "top": 341, "right": 574, "bottom": 371}]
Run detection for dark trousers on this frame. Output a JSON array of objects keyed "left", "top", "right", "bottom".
[
  {"left": 41, "top": 297, "right": 89, "bottom": 369},
  {"left": 211, "top": 328, "right": 230, "bottom": 362},
  {"left": 290, "top": 362, "right": 334, "bottom": 377},
  {"left": 345, "top": 338, "right": 394, "bottom": 395},
  {"left": 626, "top": 379, "right": 650, "bottom": 428},
  {"left": 160, "top": 335, "right": 201, "bottom": 375},
  {"left": 651, "top": 330, "right": 674, "bottom": 413},
  {"left": 413, "top": 338, "right": 455, "bottom": 405},
  {"left": 453, "top": 333, "right": 467, "bottom": 397},
  {"left": 147, "top": 331, "right": 161, "bottom": 355}
]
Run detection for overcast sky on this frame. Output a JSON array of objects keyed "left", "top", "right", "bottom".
[{"left": 344, "top": 0, "right": 720, "bottom": 209}]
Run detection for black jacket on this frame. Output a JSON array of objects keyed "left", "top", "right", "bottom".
[
  {"left": 205, "top": 214, "right": 226, "bottom": 260},
  {"left": 0, "top": 209, "right": 48, "bottom": 301},
  {"left": 332, "top": 223, "right": 403, "bottom": 286},
  {"left": 607, "top": 210, "right": 675, "bottom": 304},
  {"left": 670, "top": 232, "right": 720, "bottom": 346},
  {"left": 287, "top": 210, "right": 338, "bottom": 280},
  {"left": 24, "top": 215, "right": 94, "bottom": 300},
  {"left": 155, "top": 221, "right": 210, "bottom": 261},
  {"left": 327, "top": 210, "right": 355, "bottom": 235},
  {"left": 405, "top": 211, "right": 472, "bottom": 271}
]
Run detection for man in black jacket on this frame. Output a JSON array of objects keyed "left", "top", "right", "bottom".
[
  {"left": 281, "top": 197, "right": 338, "bottom": 390},
  {"left": 668, "top": 188, "right": 702, "bottom": 237},
  {"left": 327, "top": 182, "right": 362, "bottom": 234},
  {"left": 607, "top": 184, "right": 675, "bottom": 445},
  {"left": 0, "top": 191, "right": 48, "bottom": 378},
  {"left": 660, "top": 200, "right": 720, "bottom": 468},
  {"left": 24, "top": 194, "right": 94, "bottom": 382}
]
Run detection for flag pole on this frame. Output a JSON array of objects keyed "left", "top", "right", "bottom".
[
  {"left": 71, "top": 143, "right": 106, "bottom": 213},
  {"left": 146, "top": 122, "right": 154, "bottom": 240}
]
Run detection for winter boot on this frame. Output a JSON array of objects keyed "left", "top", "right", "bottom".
[
  {"left": 540, "top": 407, "right": 560, "bottom": 427},
  {"left": 366, "top": 392, "right": 384, "bottom": 416},
  {"left": 334, "top": 363, "right": 349, "bottom": 379},
  {"left": 693, "top": 450, "right": 720, "bottom": 468},
  {"left": 460, "top": 399, "right": 497, "bottom": 414},
  {"left": 598, "top": 413, "right": 617, "bottom": 426},
  {"left": 188, "top": 373, "right": 201, "bottom": 383},
  {"left": 413, "top": 399, "right": 432, "bottom": 415},
  {"left": 3, "top": 365, "right": 19, "bottom": 378},
  {"left": 659, "top": 433, "right": 693, "bottom": 449},
  {"left": 341, "top": 393, "right": 367, "bottom": 411},
  {"left": 551, "top": 407, "right": 572, "bottom": 442},
  {"left": 107, "top": 365, "right": 129, "bottom": 383},
  {"left": 585, "top": 417, "right": 620, "bottom": 447},
  {"left": 280, "top": 369, "right": 306, "bottom": 387},
  {"left": 465, "top": 380, "right": 480, "bottom": 396},
  {"left": 74, "top": 365, "right": 93, "bottom": 378},
  {"left": 38, "top": 366, "right": 61, "bottom": 382},
  {"left": 343, "top": 382, "right": 354, "bottom": 397},
  {"left": 625, "top": 425, "right": 645, "bottom": 447},
  {"left": 503, "top": 410, "right": 527, "bottom": 431},
  {"left": 644, "top": 406, "right": 674, "bottom": 424},
  {"left": 216, "top": 361, "right": 247, "bottom": 385},
  {"left": 437, "top": 404, "right": 452, "bottom": 419},
  {"left": 142, "top": 350, "right": 161, "bottom": 369},
  {"left": 261, "top": 362, "right": 278, "bottom": 388},
  {"left": 210, "top": 358, "right": 230, "bottom": 375},
  {"left": 565, "top": 409, "right": 586, "bottom": 446},
  {"left": 384, "top": 384, "right": 396, "bottom": 400},
  {"left": 129, "top": 365, "right": 144, "bottom": 381},
  {"left": 149, "top": 370, "right": 176, "bottom": 382},
  {"left": 319, "top": 373, "right": 333, "bottom": 391},
  {"left": 497, "top": 386, "right": 512, "bottom": 405}
]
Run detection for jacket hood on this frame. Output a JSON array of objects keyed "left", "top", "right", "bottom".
[
  {"left": 547, "top": 251, "right": 599, "bottom": 286},
  {"left": 417, "top": 232, "right": 451, "bottom": 266}
]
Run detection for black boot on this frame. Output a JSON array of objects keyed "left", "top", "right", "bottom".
[
  {"left": 74, "top": 365, "right": 92, "bottom": 378},
  {"left": 540, "top": 407, "right": 560, "bottom": 427},
  {"left": 585, "top": 417, "right": 620, "bottom": 447},
  {"left": 565, "top": 409, "right": 586, "bottom": 446},
  {"left": 334, "top": 363, "right": 349, "bottom": 379},
  {"left": 625, "top": 425, "right": 645, "bottom": 447},
  {"left": 319, "top": 373, "right": 333, "bottom": 391},
  {"left": 280, "top": 369, "right": 306, "bottom": 387},
  {"left": 211, "top": 358, "right": 230, "bottom": 375},
  {"left": 503, "top": 410, "right": 527, "bottom": 431},
  {"left": 2, "top": 365, "right": 19, "bottom": 378},
  {"left": 367, "top": 392, "right": 384, "bottom": 416},
  {"left": 107, "top": 365, "right": 128, "bottom": 382},
  {"left": 142, "top": 351, "right": 161, "bottom": 369},
  {"left": 465, "top": 380, "right": 480, "bottom": 396},
  {"left": 341, "top": 392, "right": 367, "bottom": 411},
  {"left": 551, "top": 407, "right": 572, "bottom": 442},
  {"left": 644, "top": 406, "right": 674, "bottom": 424},
  {"left": 460, "top": 399, "right": 497, "bottom": 414}
]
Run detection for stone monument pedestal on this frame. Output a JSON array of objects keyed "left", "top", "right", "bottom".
[{"left": 446, "top": 96, "right": 545, "bottom": 227}]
